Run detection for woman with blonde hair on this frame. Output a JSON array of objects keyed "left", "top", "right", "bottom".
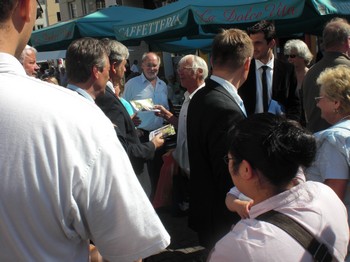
[{"left": 307, "top": 65, "right": 350, "bottom": 218}]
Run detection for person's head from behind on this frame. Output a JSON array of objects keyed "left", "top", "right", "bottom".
[
  {"left": 247, "top": 20, "right": 276, "bottom": 62},
  {"left": 141, "top": 52, "right": 161, "bottom": 81},
  {"left": 1, "top": 0, "right": 38, "bottom": 58},
  {"left": 211, "top": 28, "right": 253, "bottom": 86},
  {"left": 226, "top": 113, "right": 316, "bottom": 203},
  {"left": 176, "top": 54, "right": 208, "bottom": 93},
  {"left": 66, "top": 37, "right": 110, "bottom": 99},
  {"left": 42, "top": 75, "right": 58, "bottom": 85},
  {"left": 284, "top": 39, "right": 313, "bottom": 67},
  {"left": 19, "top": 45, "right": 40, "bottom": 77},
  {"left": 322, "top": 17, "right": 350, "bottom": 53},
  {"left": 316, "top": 65, "right": 350, "bottom": 125},
  {"left": 100, "top": 38, "right": 129, "bottom": 92}
]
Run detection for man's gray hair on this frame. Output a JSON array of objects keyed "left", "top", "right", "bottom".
[
  {"left": 19, "top": 45, "right": 37, "bottom": 64},
  {"left": 178, "top": 54, "right": 209, "bottom": 80}
]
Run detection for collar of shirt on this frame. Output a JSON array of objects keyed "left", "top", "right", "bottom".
[
  {"left": 210, "top": 75, "right": 247, "bottom": 116},
  {"left": 188, "top": 83, "right": 205, "bottom": 100},
  {"left": 0, "top": 52, "right": 27, "bottom": 76},
  {"left": 106, "top": 81, "right": 115, "bottom": 93},
  {"left": 141, "top": 73, "right": 160, "bottom": 85},
  {"left": 66, "top": 84, "right": 94, "bottom": 103},
  {"left": 255, "top": 55, "right": 274, "bottom": 71}
]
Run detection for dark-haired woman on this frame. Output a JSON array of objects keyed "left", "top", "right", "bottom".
[{"left": 208, "top": 113, "right": 348, "bottom": 262}]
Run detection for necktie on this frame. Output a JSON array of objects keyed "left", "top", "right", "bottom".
[{"left": 261, "top": 65, "right": 269, "bottom": 112}]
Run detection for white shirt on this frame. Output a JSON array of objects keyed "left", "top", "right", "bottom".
[
  {"left": 0, "top": 53, "right": 170, "bottom": 261},
  {"left": 123, "top": 73, "right": 169, "bottom": 131},
  {"left": 255, "top": 58, "right": 274, "bottom": 113},
  {"left": 172, "top": 84, "right": 204, "bottom": 175},
  {"left": 130, "top": 63, "right": 139, "bottom": 73},
  {"left": 209, "top": 181, "right": 349, "bottom": 262},
  {"left": 210, "top": 75, "right": 246, "bottom": 116}
]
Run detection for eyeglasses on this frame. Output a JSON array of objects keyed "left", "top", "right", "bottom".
[
  {"left": 287, "top": 54, "right": 297, "bottom": 58},
  {"left": 177, "top": 66, "right": 195, "bottom": 72},
  {"left": 36, "top": 0, "right": 44, "bottom": 20},
  {"left": 314, "top": 96, "right": 324, "bottom": 102},
  {"left": 223, "top": 155, "right": 234, "bottom": 165},
  {"left": 314, "top": 96, "right": 325, "bottom": 103}
]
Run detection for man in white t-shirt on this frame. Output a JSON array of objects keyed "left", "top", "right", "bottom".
[
  {"left": 0, "top": 1, "right": 170, "bottom": 261},
  {"left": 130, "top": 59, "right": 140, "bottom": 73}
]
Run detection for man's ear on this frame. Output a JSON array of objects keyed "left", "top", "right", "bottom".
[
  {"left": 244, "top": 57, "right": 251, "bottom": 72},
  {"left": 92, "top": 65, "right": 99, "bottom": 79},
  {"left": 268, "top": 39, "right": 276, "bottom": 49},
  {"left": 111, "top": 62, "right": 117, "bottom": 74},
  {"left": 18, "top": 0, "right": 33, "bottom": 22},
  {"left": 238, "top": 159, "right": 254, "bottom": 180}
]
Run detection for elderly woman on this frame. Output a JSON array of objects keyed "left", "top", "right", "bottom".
[
  {"left": 209, "top": 113, "right": 348, "bottom": 262},
  {"left": 284, "top": 39, "right": 313, "bottom": 91},
  {"left": 306, "top": 65, "right": 350, "bottom": 217}
]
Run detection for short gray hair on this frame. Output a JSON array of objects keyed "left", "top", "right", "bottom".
[
  {"left": 284, "top": 39, "right": 313, "bottom": 66},
  {"left": 142, "top": 52, "right": 161, "bottom": 66},
  {"left": 19, "top": 45, "right": 37, "bottom": 64},
  {"left": 178, "top": 54, "right": 209, "bottom": 80},
  {"left": 101, "top": 38, "right": 129, "bottom": 62}
]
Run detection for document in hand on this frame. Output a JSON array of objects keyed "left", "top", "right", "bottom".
[
  {"left": 130, "top": 98, "right": 160, "bottom": 112},
  {"left": 149, "top": 124, "right": 176, "bottom": 141}
]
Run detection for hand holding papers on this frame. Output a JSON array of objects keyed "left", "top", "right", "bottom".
[
  {"left": 149, "top": 124, "right": 176, "bottom": 141},
  {"left": 130, "top": 98, "right": 160, "bottom": 112}
]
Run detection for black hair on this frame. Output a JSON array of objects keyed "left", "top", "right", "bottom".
[
  {"left": 66, "top": 37, "right": 107, "bottom": 83},
  {"left": 0, "top": 0, "right": 16, "bottom": 22},
  {"left": 228, "top": 113, "right": 316, "bottom": 188},
  {"left": 247, "top": 20, "right": 276, "bottom": 43}
]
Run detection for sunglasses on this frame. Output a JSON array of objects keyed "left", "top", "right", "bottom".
[
  {"left": 36, "top": 0, "right": 43, "bottom": 19},
  {"left": 287, "top": 54, "right": 297, "bottom": 58}
]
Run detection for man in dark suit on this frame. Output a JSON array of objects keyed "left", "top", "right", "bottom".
[
  {"left": 239, "top": 20, "right": 300, "bottom": 121},
  {"left": 95, "top": 39, "right": 164, "bottom": 197},
  {"left": 187, "top": 28, "right": 253, "bottom": 250}
]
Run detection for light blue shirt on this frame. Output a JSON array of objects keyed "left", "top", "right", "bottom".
[
  {"left": 66, "top": 84, "right": 94, "bottom": 103},
  {"left": 123, "top": 73, "right": 169, "bottom": 131},
  {"left": 306, "top": 120, "right": 350, "bottom": 223},
  {"left": 210, "top": 75, "right": 246, "bottom": 116}
]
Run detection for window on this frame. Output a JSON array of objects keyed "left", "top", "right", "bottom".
[
  {"left": 69, "top": 2, "right": 77, "bottom": 18},
  {"left": 56, "top": 12, "right": 61, "bottom": 21},
  {"left": 55, "top": 0, "right": 59, "bottom": 3},
  {"left": 96, "top": 0, "right": 105, "bottom": 10}
]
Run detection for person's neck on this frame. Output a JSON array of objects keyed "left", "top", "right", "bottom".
[
  {"left": 335, "top": 114, "right": 350, "bottom": 124},
  {"left": 212, "top": 68, "right": 244, "bottom": 89},
  {"left": 70, "top": 82, "right": 96, "bottom": 100},
  {"left": 251, "top": 182, "right": 293, "bottom": 206},
  {"left": 258, "top": 51, "right": 273, "bottom": 65},
  {"left": 187, "top": 80, "right": 204, "bottom": 94},
  {"left": 111, "top": 77, "right": 122, "bottom": 87}
]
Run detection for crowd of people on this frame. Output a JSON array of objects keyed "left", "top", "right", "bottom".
[{"left": 1, "top": 0, "right": 350, "bottom": 261}]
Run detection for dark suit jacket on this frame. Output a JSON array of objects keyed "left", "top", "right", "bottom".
[
  {"left": 187, "top": 78, "right": 244, "bottom": 248},
  {"left": 95, "top": 87, "right": 155, "bottom": 175},
  {"left": 239, "top": 58, "right": 301, "bottom": 120}
]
